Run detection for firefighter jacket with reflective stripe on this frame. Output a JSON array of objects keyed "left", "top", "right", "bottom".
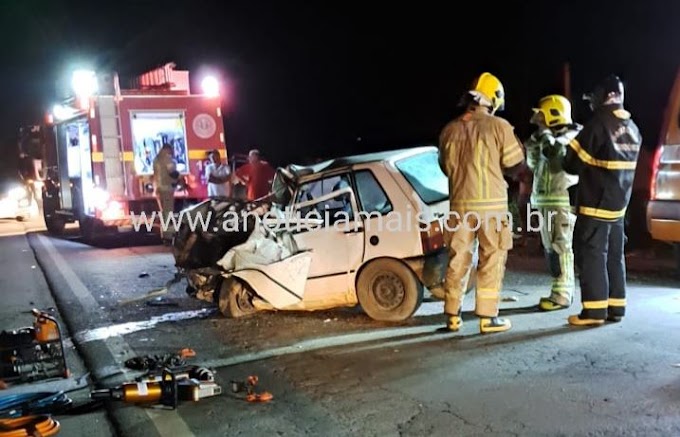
[
  {"left": 439, "top": 106, "right": 525, "bottom": 214},
  {"left": 563, "top": 104, "right": 641, "bottom": 221},
  {"left": 526, "top": 125, "right": 581, "bottom": 208}
]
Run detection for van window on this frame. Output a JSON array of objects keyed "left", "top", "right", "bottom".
[
  {"left": 395, "top": 151, "right": 448, "bottom": 204},
  {"left": 354, "top": 170, "right": 393, "bottom": 215}
]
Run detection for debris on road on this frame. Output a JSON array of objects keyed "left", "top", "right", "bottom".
[
  {"left": 125, "top": 351, "right": 194, "bottom": 371},
  {"left": 502, "top": 296, "right": 519, "bottom": 302},
  {"left": 230, "top": 375, "right": 273, "bottom": 403},
  {"left": 138, "top": 272, "right": 150, "bottom": 278},
  {"left": 145, "top": 297, "right": 180, "bottom": 307},
  {"left": 118, "top": 287, "right": 168, "bottom": 305}
]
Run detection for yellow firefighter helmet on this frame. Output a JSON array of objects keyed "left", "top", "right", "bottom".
[
  {"left": 532, "top": 94, "right": 572, "bottom": 127},
  {"left": 469, "top": 72, "right": 505, "bottom": 113}
]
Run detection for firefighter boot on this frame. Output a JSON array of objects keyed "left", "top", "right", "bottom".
[
  {"left": 479, "top": 317, "right": 511, "bottom": 334},
  {"left": 539, "top": 294, "right": 571, "bottom": 311},
  {"left": 567, "top": 314, "right": 605, "bottom": 327},
  {"left": 446, "top": 311, "right": 463, "bottom": 332},
  {"left": 539, "top": 249, "right": 574, "bottom": 311}
]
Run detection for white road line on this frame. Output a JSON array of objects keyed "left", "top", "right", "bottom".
[
  {"left": 74, "top": 309, "right": 214, "bottom": 343},
  {"left": 37, "top": 234, "right": 196, "bottom": 437},
  {"left": 203, "top": 324, "right": 443, "bottom": 369}
]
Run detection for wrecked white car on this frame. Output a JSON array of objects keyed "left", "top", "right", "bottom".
[{"left": 175, "top": 146, "right": 476, "bottom": 322}]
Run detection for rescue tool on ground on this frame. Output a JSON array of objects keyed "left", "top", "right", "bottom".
[
  {"left": 90, "top": 366, "right": 222, "bottom": 409},
  {"left": 0, "top": 309, "right": 68, "bottom": 384}
]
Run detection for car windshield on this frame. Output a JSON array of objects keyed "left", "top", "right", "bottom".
[{"left": 394, "top": 151, "right": 448, "bottom": 204}]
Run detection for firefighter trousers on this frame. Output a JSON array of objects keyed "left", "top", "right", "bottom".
[
  {"left": 156, "top": 188, "right": 176, "bottom": 240},
  {"left": 443, "top": 213, "right": 513, "bottom": 318},
  {"left": 573, "top": 216, "right": 627, "bottom": 320},
  {"left": 539, "top": 207, "right": 575, "bottom": 306}
]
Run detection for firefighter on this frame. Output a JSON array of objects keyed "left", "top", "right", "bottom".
[
  {"left": 526, "top": 95, "right": 582, "bottom": 311},
  {"left": 153, "top": 143, "right": 179, "bottom": 244},
  {"left": 563, "top": 75, "right": 641, "bottom": 325},
  {"left": 439, "top": 72, "right": 525, "bottom": 334}
]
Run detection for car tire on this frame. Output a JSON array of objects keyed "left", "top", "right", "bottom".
[
  {"left": 218, "top": 276, "right": 257, "bottom": 318},
  {"left": 357, "top": 258, "right": 423, "bottom": 322},
  {"left": 673, "top": 243, "right": 680, "bottom": 277},
  {"left": 15, "top": 216, "right": 25, "bottom": 222}
]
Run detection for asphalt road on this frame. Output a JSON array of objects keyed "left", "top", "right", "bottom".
[
  {"left": 0, "top": 217, "right": 114, "bottom": 437},
  {"left": 2, "top": 217, "right": 680, "bottom": 436}
]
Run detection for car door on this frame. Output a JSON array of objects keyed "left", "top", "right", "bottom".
[{"left": 289, "top": 173, "right": 364, "bottom": 303}]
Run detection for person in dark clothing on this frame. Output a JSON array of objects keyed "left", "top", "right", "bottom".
[{"left": 562, "top": 75, "right": 642, "bottom": 326}]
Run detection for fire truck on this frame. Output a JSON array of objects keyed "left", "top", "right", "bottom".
[{"left": 41, "top": 63, "right": 226, "bottom": 239}]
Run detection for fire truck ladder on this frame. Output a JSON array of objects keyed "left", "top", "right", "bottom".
[{"left": 97, "top": 96, "right": 126, "bottom": 198}]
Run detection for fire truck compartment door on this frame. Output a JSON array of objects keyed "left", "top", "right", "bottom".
[
  {"left": 230, "top": 252, "right": 312, "bottom": 308},
  {"left": 98, "top": 97, "right": 125, "bottom": 197}
]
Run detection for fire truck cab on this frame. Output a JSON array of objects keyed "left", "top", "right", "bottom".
[{"left": 41, "top": 63, "right": 225, "bottom": 239}]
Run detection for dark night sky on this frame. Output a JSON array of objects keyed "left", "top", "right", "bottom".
[{"left": 0, "top": 0, "right": 678, "bottom": 176}]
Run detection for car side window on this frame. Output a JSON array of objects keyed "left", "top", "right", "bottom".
[
  {"left": 294, "top": 174, "right": 354, "bottom": 225},
  {"left": 354, "top": 170, "right": 393, "bottom": 215}
]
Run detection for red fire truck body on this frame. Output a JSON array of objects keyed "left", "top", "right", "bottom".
[{"left": 42, "top": 64, "right": 225, "bottom": 237}]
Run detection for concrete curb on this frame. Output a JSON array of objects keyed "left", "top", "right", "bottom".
[{"left": 28, "top": 233, "right": 162, "bottom": 437}]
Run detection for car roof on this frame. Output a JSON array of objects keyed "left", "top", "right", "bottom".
[{"left": 293, "top": 145, "right": 436, "bottom": 178}]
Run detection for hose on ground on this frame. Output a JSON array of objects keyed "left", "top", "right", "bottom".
[
  {"left": 0, "top": 392, "right": 72, "bottom": 419},
  {"left": 0, "top": 415, "right": 60, "bottom": 437}
]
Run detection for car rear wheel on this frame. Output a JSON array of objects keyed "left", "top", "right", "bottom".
[
  {"left": 218, "top": 276, "right": 257, "bottom": 318},
  {"left": 673, "top": 243, "right": 680, "bottom": 276},
  {"left": 357, "top": 258, "right": 423, "bottom": 322}
]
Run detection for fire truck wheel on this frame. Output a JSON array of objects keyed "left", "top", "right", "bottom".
[
  {"left": 80, "top": 217, "right": 97, "bottom": 241},
  {"left": 218, "top": 277, "right": 257, "bottom": 318},
  {"left": 45, "top": 217, "right": 65, "bottom": 235}
]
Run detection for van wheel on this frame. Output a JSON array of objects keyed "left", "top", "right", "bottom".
[
  {"left": 357, "top": 259, "right": 423, "bottom": 322},
  {"left": 218, "top": 277, "right": 257, "bottom": 318}
]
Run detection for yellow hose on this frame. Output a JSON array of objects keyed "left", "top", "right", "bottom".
[{"left": 0, "top": 416, "right": 60, "bottom": 437}]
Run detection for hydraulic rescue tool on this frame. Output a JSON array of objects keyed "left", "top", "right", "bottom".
[
  {"left": 0, "top": 310, "right": 68, "bottom": 383},
  {"left": 90, "top": 367, "right": 221, "bottom": 409}
]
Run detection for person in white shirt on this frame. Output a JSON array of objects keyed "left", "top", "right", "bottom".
[{"left": 204, "top": 150, "right": 231, "bottom": 198}]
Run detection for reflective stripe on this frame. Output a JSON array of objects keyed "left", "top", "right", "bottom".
[
  {"left": 608, "top": 298, "right": 626, "bottom": 307},
  {"left": 188, "top": 150, "right": 209, "bottom": 160},
  {"left": 453, "top": 197, "right": 507, "bottom": 204},
  {"left": 583, "top": 300, "right": 608, "bottom": 309},
  {"left": 568, "top": 139, "right": 637, "bottom": 170},
  {"left": 579, "top": 206, "right": 626, "bottom": 220},
  {"left": 91, "top": 152, "right": 104, "bottom": 163},
  {"left": 476, "top": 140, "right": 482, "bottom": 200},
  {"left": 533, "top": 200, "right": 571, "bottom": 207},
  {"left": 484, "top": 148, "right": 490, "bottom": 199},
  {"left": 503, "top": 144, "right": 523, "bottom": 167},
  {"left": 613, "top": 109, "right": 631, "bottom": 120},
  {"left": 122, "top": 151, "right": 134, "bottom": 162}
]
